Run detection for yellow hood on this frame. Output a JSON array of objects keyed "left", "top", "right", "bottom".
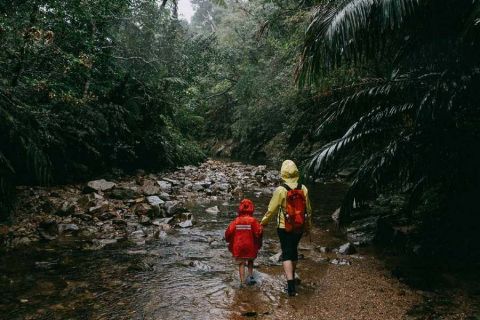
[{"left": 280, "top": 160, "right": 299, "bottom": 184}]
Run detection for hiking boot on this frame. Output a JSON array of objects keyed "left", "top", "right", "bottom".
[{"left": 287, "top": 280, "right": 297, "bottom": 297}]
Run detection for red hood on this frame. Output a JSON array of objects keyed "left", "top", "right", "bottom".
[{"left": 238, "top": 198, "right": 254, "bottom": 216}]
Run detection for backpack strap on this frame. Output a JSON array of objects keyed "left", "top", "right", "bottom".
[
  {"left": 295, "top": 183, "right": 302, "bottom": 190},
  {"left": 282, "top": 183, "right": 292, "bottom": 191}
]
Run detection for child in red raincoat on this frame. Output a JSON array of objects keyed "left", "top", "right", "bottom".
[{"left": 225, "top": 199, "right": 263, "bottom": 286}]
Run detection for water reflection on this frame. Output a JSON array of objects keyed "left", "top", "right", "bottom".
[{"left": 0, "top": 182, "right": 347, "bottom": 320}]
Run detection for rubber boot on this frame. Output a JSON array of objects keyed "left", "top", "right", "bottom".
[{"left": 287, "top": 280, "right": 296, "bottom": 297}]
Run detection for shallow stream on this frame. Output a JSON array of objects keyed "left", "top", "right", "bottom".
[{"left": 0, "top": 171, "right": 349, "bottom": 320}]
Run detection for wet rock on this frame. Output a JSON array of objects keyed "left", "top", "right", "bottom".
[
  {"left": 86, "top": 179, "right": 116, "bottom": 192},
  {"left": 99, "top": 211, "right": 117, "bottom": 221},
  {"left": 178, "top": 220, "right": 192, "bottom": 228},
  {"left": 331, "top": 258, "right": 351, "bottom": 266},
  {"left": 88, "top": 202, "right": 110, "bottom": 214},
  {"left": 109, "top": 188, "right": 140, "bottom": 200},
  {"left": 153, "top": 217, "right": 174, "bottom": 225},
  {"left": 176, "top": 212, "right": 193, "bottom": 228},
  {"left": 73, "top": 213, "right": 93, "bottom": 221},
  {"left": 130, "top": 230, "right": 145, "bottom": 239},
  {"left": 135, "top": 203, "right": 153, "bottom": 216},
  {"left": 139, "top": 215, "right": 151, "bottom": 225},
  {"left": 192, "top": 183, "right": 204, "bottom": 192},
  {"left": 85, "top": 238, "right": 117, "bottom": 250},
  {"left": 269, "top": 252, "right": 282, "bottom": 264},
  {"left": 77, "top": 193, "right": 102, "bottom": 209},
  {"left": 317, "top": 246, "right": 331, "bottom": 253},
  {"left": 146, "top": 196, "right": 164, "bottom": 206},
  {"left": 346, "top": 216, "right": 379, "bottom": 245},
  {"left": 164, "top": 201, "right": 184, "bottom": 216},
  {"left": 205, "top": 206, "right": 220, "bottom": 214},
  {"left": 211, "top": 182, "right": 229, "bottom": 192},
  {"left": 112, "top": 218, "right": 127, "bottom": 226},
  {"left": 338, "top": 242, "right": 356, "bottom": 255},
  {"left": 332, "top": 208, "right": 341, "bottom": 226},
  {"left": 38, "top": 220, "right": 58, "bottom": 240},
  {"left": 188, "top": 260, "right": 211, "bottom": 271},
  {"left": 163, "top": 178, "right": 180, "bottom": 185},
  {"left": 58, "top": 224, "right": 79, "bottom": 234},
  {"left": 141, "top": 181, "right": 160, "bottom": 196},
  {"left": 158, "top": 192, "right": 171, "bottom": 201},
  {"left": 55, "top": 201, "right": 76, "bottom": 216},
  {"left": 157, "top": 180, "right": 172, "bottom": 193}
]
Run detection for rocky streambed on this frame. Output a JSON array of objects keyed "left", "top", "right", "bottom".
[
  {"left": 0, "top": 160, "right": 476, "bottom": 320},
  {"left": 0, "top": 160, "right": 280, "bottom": 250}
]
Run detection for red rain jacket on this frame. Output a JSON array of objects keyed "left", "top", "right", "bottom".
[{"left": 225, "top": 213, "right": 263, "bottom": 259}]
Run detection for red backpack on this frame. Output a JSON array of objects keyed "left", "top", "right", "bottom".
[{"left": 283, "top": 184, "right": 307, "bottom": 233}]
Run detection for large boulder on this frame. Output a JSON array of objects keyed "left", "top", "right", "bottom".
[{"left": 86, "top": 179, "right": 116, "bottom": 192}]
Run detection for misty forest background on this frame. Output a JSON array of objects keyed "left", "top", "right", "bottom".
[{"left": 1, "top": 0, "right": 480, "bottom": 261}]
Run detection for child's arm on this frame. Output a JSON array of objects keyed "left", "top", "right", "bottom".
[
  {"left": 252, "top": 220, "right": 263, "bottom": 249},
  {"left": 261, "top": 187, "right": 282, "bottom": 226},
  {"left": 225, "top": 221, "right": 235, "bottom": 243}
]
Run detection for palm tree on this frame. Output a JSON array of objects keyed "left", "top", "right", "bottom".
[{"left": 298, "top": 0, "right": 480, "bottom": 225}]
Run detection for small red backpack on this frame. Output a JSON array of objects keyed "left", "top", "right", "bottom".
[{"left": 283, "top": 184, "right": 307, "bottom": 233}]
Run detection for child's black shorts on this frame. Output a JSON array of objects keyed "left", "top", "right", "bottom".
[{"left": 277, "top": 228, "right": 303, "bottom": 261}]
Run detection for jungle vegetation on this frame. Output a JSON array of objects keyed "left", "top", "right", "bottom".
[{"left": 1, "top": 0, "right": 479, "bottom": 257}]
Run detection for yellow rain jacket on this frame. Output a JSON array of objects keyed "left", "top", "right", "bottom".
[{"left": 261, "top": 160, "right": 312, "bottom": 230}]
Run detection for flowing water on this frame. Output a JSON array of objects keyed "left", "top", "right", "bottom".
[{"left": 0, "top": 177, "right": 349, "bottom": 320}]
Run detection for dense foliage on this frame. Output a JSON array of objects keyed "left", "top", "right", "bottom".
[
  {"left": 299, "top": 0, "right": 480, "bottom": 256},
  {"left": 0, "top": 0, "right": 209, "bottom": 217}
]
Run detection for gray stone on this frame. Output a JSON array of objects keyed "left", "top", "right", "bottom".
[
  {"left": 175, "top": 212, "right": 193, "bottom": 228},
  {"left": 164, "top": 201, "right": 184, "bottom": 216},
  {"left": 163, "top": 178, "right": 180, "bottom": 185},
  {"left": 269, "top": 252, "right": 282, "bottom": 264},
  {"left": 87, "top": 179, "right": 116, "bottom": 192},
  {"left": 99, "top": 211, "right": 117, "bottom": 221},
  {"left": 58, "top": 224, "right": 79, "bottom": 234},
  {"left": 109, "top": 188, "right": 140, "bottom": 200},
  {"left": 146, "top": 196, "right": 164, "bottom": 206},
  {"left": 139, "top": 215, "right": 151, "bottom": 225},
  {"left": 156, "top": 180, "right": 172, "bottom": 193},
  {"left": 331, "top": 258, "right": 351, "bottom": 266},
  {"left": 158, "top": 192, "right": 171, "bottom": 201},
  {"left": 192, "top": 183, "right": 204, "bottom": 192},
  {"left": 338, "top": 242, "right": 356, "bottom": 255},
  {"left": 205, "top": 206, "right": 220, "bottom": 214},
  {"left": 177, "top": 219, "right": 193, "bottom": 228},
  {"left": 152, "top": 217, "right": 174, "bottom": 225},
  {"left": 55, "top": 201, "right": 75, "bottom": 216},
  {"left": 332, "top": 208, "right": 341, "bottom": 225},
  {"left": 130, "top": 230, "right": 145, "bottom": 239}
]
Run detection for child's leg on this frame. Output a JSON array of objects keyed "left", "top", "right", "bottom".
[
  {"left": 247, "top": 260, "right": 254, "bottom": 277},
  {"left": 238, "top": 261, "right": 246, "bottom": 284}
]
